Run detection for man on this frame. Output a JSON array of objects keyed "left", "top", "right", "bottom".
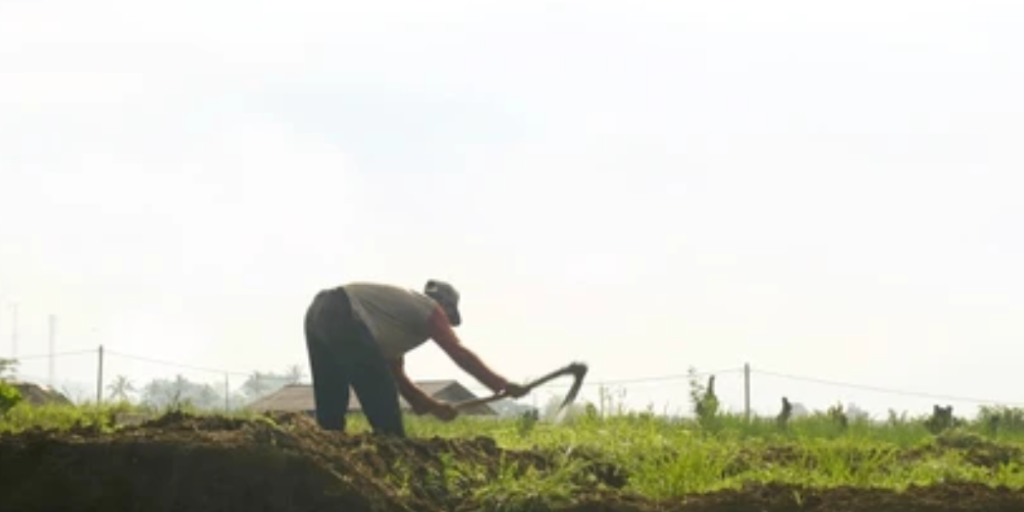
[{"left": 303, "top": 279, "right": 528, "bottom": 436}]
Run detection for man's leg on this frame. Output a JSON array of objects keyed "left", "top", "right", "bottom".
[
  {"left": 305, "top": 293, "right": 351, "bottom": 431},
  {"left": 344, "top": 322, "right": 406, "bottom": 437}
]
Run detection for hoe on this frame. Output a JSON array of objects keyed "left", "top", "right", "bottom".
[{"left": 452, "top": 361, "right": 589, "bottom": 415}]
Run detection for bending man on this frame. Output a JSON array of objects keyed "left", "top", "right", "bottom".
[{"left": 303, "top": 279, "right": 527, "bottom": 436}]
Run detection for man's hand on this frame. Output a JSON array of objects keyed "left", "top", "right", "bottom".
[
  {"left": 410, "top": 398, "right": 433, "bottom": 416},
  {"left": 429, "top": 400, "right": 458, "bottom": 422},
  {"left": 502, "top": 382, "right": 529, "bottom": 399}
]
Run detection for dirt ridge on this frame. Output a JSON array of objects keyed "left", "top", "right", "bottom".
[{"left": 1, "top": 412, "right": 1022, "bottom": 512}]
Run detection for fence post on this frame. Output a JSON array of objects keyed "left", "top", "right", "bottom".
[
  {"left": 744, "top": 362, "right": 751, "bottom": 421},
  {"left": 96, "top": 345, "right": 105, "bottom": 404},
  {"left": 224, "top": 373, "right": 230, "bottom": 412}
]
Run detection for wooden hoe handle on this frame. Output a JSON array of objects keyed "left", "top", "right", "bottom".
[{"left": 452, "top": 361, "right": 588, "bottom": 412}]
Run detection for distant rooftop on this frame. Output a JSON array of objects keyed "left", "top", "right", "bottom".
[{"left": 246, "top": 379, "right": 496, "bottom": 416}]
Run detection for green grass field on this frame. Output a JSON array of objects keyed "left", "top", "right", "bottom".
[
  {"left": 4, "top": 395, "right": 1024, "bottom": 500},
  {"left": 387, "top": 406, "right": 1024, "bottom": 498},
  {"left": 6, "top": 366, "right": 1024, "bottom": 509}
]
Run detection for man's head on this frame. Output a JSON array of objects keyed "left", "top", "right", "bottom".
[{"left": 424, "top": 279, "right": 462, "bottom": 327}]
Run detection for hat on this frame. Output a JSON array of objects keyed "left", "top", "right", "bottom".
[{"left": 424, "top": 279, "right": 462, "bottom": 326}]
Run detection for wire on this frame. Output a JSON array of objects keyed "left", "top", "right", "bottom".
[
  {"left": 104, "top": 349, "right": 250, "bottom": 377},
  {"left": 1, "top": 348, "right": 98, "bottom": 361},
  {"left": 590, "top": 367, "right": 744, "bottom": 387},
  {"left": 460, "top": 366, "right": 744, "bottom": 394},
  {"left": 754, "top": 368, "right": 1024, "bottom": 407}
]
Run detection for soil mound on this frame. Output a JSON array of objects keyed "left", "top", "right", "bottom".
[
  {"left": 4, "top": 380, "right": 73, "bottom": 406},
  {"left": 1, "top": 412, "right": 1022, "bottom": 512}
]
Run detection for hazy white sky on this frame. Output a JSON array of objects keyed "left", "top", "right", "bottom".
[{"left": 1, "top": 0, "right": 1022, "bottom": 418}]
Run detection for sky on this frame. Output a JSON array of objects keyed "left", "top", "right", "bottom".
[{"left": 1, "top": 0, "right": 1022, "bottom": 419}]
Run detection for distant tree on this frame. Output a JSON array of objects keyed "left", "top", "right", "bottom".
[
  {"left": 845, "top": 402, "right": 871, "bottom": 422},
  {"left": 240, "top": 367, "right": 305, "bottom": 401},
  {"left": 826, "top": 402, "right": 849, "bottom": 430},
  {"left": 285, "top": 364, "right": 305, "bottom": 384},
  {"left": 226, "top": 390, "right": 250, "bottom": 410},
  {"left": 60, "top": 383, "right": 89, "bottom": 404},
  {"left": 141, "top": 377, "right": 181, "bottom": 409},
  {"left": 195, "top": 385, "right": 220, "bottom": 409},
  {"left": 107, "top": 375, "right": 137, "bottom": 403},
  {"left": 170, "top": 374, "right": 190, "bottom": 406},
  {"left": 978, "top": 405, "right": 1024, "bottom": 436},
  {"left": 240, "top": 371, "right": 277, "bottom": 400},
  {"left": 924, "top": 404, "right": 960, "bottom": 434},
  {"left": 140, "top": 374, "right": 223, "bottom": 410},
  {"left": 887, "top": 408, "right": 910, "bottom": 427},
  {"left": 0, "top": 358, "right": 18, "bottom": 380},
  {"left": 790, "top": 401, "right": 810, "bottom": 418}
]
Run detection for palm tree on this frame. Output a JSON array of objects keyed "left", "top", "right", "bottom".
[{"left": 107, "top": 375, "right": 136, "bottom": 403}]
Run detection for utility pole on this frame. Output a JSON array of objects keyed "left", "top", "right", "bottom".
[
  {"left": 96, "top": 344, "right": 105, "bottom": 404},
  {"left": 744, "top": 362, "right": 751, "bottom": 422},
  {"left": 49, "top": 315, "right": 57, "bottom": 388},
  {"left": 9, "top": 302, "right": 18, "bottom": 360}
]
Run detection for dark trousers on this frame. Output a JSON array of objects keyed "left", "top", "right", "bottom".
[{"left": 303, "top": 288, "right": 406, "bottom": 437}]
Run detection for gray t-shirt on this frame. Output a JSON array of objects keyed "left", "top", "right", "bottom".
[{"left": 341, "top": 282, "right": 438, "bottom": 359}]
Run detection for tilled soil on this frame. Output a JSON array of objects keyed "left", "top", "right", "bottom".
[{"left": 0, "top": 412, "right": 1021, "bottom": 512}]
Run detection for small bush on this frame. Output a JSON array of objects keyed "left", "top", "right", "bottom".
[{"left": 0, "top": 382, "right": 23, "bottom": 417}]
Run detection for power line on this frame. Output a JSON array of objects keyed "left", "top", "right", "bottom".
[
  {"left": 753, "top": 368, "right": 1024, "bottom": 408},
  {"left": 3, "top": 348, "right": 98, "bottom": 361},
  {"left": 104, "top": 349, "right": 251, "bottom": 377},
  {"left": 460, "top": 367, "right": 744, "bottom": 395},
  {"left": 3, "top": 348, "right": 253, "bottom": 379},
  {"left": 591, "top": 367, "right": 743, "bottom": 387}
]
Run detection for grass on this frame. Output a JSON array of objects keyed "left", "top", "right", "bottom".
[
  {"left": 4, "top": 388, "right": 1024, "bottom": 504},
  {"left": 386, "top": 411, "right": 1024, "bottom": 498}
]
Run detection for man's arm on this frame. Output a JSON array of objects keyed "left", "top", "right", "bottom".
[
  {"left": 388, "top": 356, "right": 439, "bottom": 415},
  {"left": 426, "top": 305, "right": 510, "bottom": 394}
]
